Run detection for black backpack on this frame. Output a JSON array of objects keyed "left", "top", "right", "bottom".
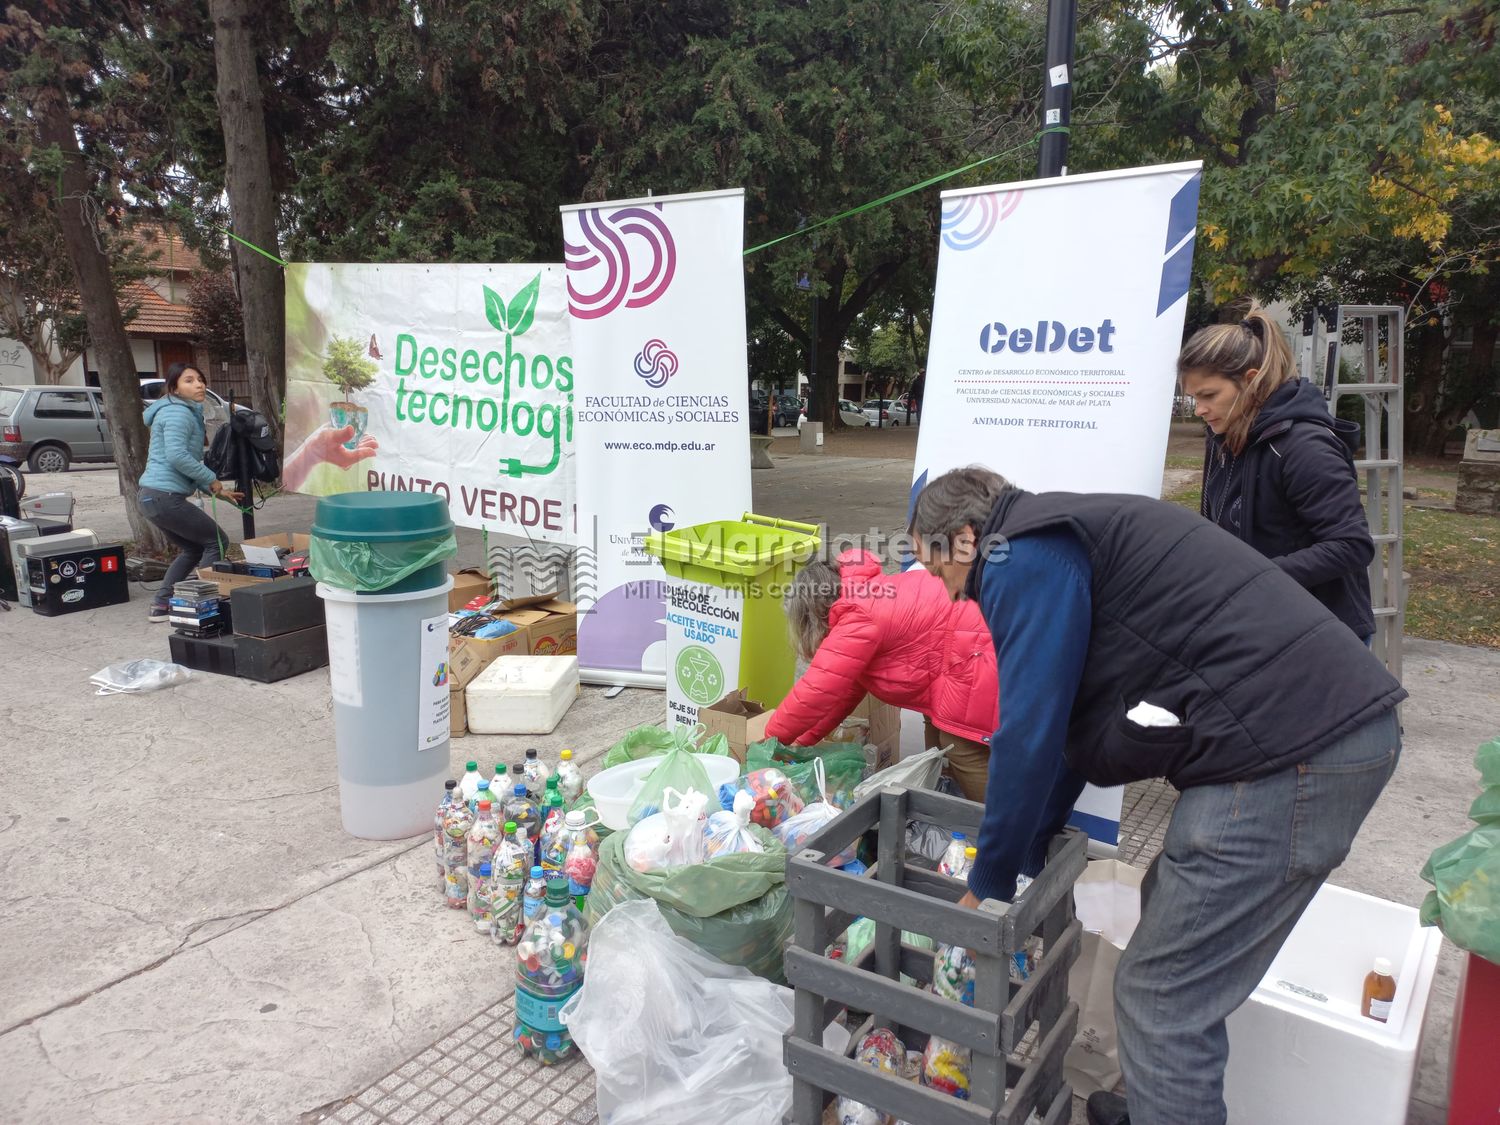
[{"left": 206, "top": 408, "right": 281, "bottom": 483}]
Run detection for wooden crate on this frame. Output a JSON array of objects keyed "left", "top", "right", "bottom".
[{"left": 782, "top": 785, "right": 1087, "bottom": 1125}]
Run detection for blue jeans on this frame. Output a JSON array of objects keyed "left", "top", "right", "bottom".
[
  {"left": 1113, "top": 709, "right": 1400, "bottom": 1125},
  {"left": 139, "top": 486, "right": 225, "bottom": 608}
]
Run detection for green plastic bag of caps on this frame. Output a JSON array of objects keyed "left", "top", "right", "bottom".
[
  {"left": 309, "top": 532, "right": 458, "bottom": 592},
  {"left": 600, "top": 723, "right": 735, "bottom": 772},
  {"left": 1420, "top": 740, "right": 1500, "bottom": 961},
  {"left": 586, "top": 825, "right": 792, "bottom": 982},
  {"left": 746, "top": 737, "right": 868, "bottom": 810}
]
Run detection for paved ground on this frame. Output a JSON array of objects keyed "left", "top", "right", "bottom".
[{"left": 2, "top": 446, "right": 1495, "bottom": 1124}]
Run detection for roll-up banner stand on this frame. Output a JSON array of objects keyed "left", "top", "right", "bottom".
[
  {"left": 912, "top": 161, "right": 1204, "bottom": 849},
  {"left": 561, "top": 189, "right": 753, "bottom": 687}
]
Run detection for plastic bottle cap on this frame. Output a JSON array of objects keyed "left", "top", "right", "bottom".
[
  {"left": 1374, "top": 957, "right": 1394, "bottom": 976},
  {"left": 526, "top": 748, "right": 538, "bottom": 759},
  {"left": 478, "top": 800, "right": 491, "bottom": 810},
  {"left": 964, "top": 846, "right": 977, "bottom": 859},
  {"left": 465, "top": 762, "right": 477, "bottom": 771},
  {"left": 512, "top": 764, "right": 524, "bottom": 774},
  {"left": 505, "top": 820, "right": 517, "bottom": 832},
  {"left": 477, "top": 780, "right": 489, "bottom": 790},
  {"left": 444, "top": 780, "right": 457, "bottom": 790},
  {"left": 952, "top": 832, "right": 965, "bottom": 840},
  {"left": 565, "top": 810, "right": 586, "bottom": 827},
  {"left": 530, "top": 865, "right": 543, "bottom": 877},
  {"left": 480, "top": 862, "right": 491, "bottom": 875},
  {"left": 545, "top": 1033, "right": 561, "bottom": 1050},
  {"left": 561, "top": 749, "right": 572, "bottom": 761},
  {"left": 494, "top": 764, "right": 504, "bottom": 773}
]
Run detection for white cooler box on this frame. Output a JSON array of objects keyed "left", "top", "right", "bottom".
[
  {"left": 466, "top": 655, "right": 580, "bottom": 735},
  {"left": 1223, "top": 882, "right": 1443, "bottom": 1125}
]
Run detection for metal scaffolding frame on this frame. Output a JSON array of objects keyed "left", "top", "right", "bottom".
[{"left": 1326, "top": 305, "right": 1405, "bottom": 681}]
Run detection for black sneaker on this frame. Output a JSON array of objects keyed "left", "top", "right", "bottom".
[
  {"left": 1086, "top": 1092, "right": 1130, "bottom": 1125},
  {"left": 148, "top": 605, "right": 171, "bottom": 623}
]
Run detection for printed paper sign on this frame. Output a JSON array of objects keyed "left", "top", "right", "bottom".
[
  {"left": 420, "top": 613, "right": 450, "bottom": 752},
  {"left": 664, "top": 580, "right": 744, "bottom": 728}
]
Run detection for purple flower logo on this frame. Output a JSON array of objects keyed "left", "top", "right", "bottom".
[
  {"left": 941, "top": 190, "right": 1022, "bottom": 252},
  {"left": 565, "top": 204, "right": 677, "bottom": 319},
  {"left": 633, "top": 339, "right": 679, "bottom": 388}
]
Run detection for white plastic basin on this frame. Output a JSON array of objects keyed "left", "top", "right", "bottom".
[{"left": 586, "top": 754, "right": 741, "bottom": 830}]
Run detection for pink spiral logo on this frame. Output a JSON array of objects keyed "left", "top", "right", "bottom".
[
  {"left": 633, "top": 339, "right": 679, "bottom": 388},
  {"left": 565, "top": 204, "right": 678, "bottom": 319},
  {"left": 941, "top": 190, "right": 1022, "bottom": 251}
]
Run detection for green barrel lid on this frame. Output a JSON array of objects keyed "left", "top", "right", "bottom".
[{"left": 311, "top": 492, "right": 453, "bottom": 542}]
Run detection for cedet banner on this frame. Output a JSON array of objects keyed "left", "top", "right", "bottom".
[
  {"left": 560, "top": 188, "right": 752, "bottom": 686},
  {"left": 283, "top": 263, "right": 576, "bottom": 542},
  {"left": 913, "top": 160, "right": 1204, "bottom": 847}
]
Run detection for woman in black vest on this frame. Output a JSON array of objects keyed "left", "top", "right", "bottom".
[{"left": 1178, "top": 307, "right": 1375, "bottom": 641}]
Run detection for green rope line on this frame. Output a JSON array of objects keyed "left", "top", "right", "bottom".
[
  {"left": 219, "top": 224, "right": 289, "bottom": 267},
  {"left": 742, "top": 126, "right": 1068, "bottom": 256}
]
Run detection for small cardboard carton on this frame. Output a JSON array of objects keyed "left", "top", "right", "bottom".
[
  {"left": 697, "top": 689, "right": 775, "bottom": 765},
  {"left": 525, "top": 599, "right": 577, "bottom": 656},
  {"left": 448, "top": 567, "right": 493, "bottom": 613},
  {"left": 450, "top": 686, "right": 468, "bottom": 738},
  {"left": 831, "top": 694, "right": 902, "bottom": 771}
]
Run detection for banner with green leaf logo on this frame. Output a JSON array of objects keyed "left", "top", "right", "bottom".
[{"left": 284, "top": 263, "right": 576, "bottom": 541}]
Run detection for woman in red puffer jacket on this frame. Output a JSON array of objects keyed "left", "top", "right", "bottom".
[{"left": 765, "top": 548, "right": 998, "bottom": 800}]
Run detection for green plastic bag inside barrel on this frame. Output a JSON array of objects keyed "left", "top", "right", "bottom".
[
  {"left": 1420, "top": 738, "right": 1500, "bottom": 962},
  {"left": 310, "top": 533, "right": 457, "bottom": 592}
]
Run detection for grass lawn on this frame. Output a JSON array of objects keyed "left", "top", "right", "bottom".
[{"left": 1164, "top": 482, "right": 1500, "bottom": 649}]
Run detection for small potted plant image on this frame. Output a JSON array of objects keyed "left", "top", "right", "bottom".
[{"left": 323, "top": 335, "right": 380, "bottom": 449}]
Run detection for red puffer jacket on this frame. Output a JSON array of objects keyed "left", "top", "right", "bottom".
[{"left": 765, "top": 549, "right": 999, "bottom": 747}]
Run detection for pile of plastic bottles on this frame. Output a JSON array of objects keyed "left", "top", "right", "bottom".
[{"left": 433, "top": 748, "right": 602, "bottom": 1062}]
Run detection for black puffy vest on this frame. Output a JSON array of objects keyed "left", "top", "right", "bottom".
[{"left": 968, "top": 490, "right": 1405, "bottom": 789}]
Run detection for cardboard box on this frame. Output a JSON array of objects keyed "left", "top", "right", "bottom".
[
  {"left": 697, "top": 689, "right": 775, "bottom": 765},
  {"left": 524, "top": 599, "right": 577, "bottom": 656},
  {"left": 449, "top": 567, "right": 493, "bottom": 613},
  {"left": 450, "top": 687, "right": 468, "bottom": 738},
  {"left": 831, "top": 694, "right": 902, "bottom": 771}
]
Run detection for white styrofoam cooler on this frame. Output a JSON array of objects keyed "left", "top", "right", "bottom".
[
  {"left": 466, "top": 655, "right": 580, "bottom": 735},
  {"left": 1223, "top": 882, "right": 1443, "bottom": 1125}
]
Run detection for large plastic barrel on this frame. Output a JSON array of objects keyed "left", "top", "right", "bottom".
[{"left": 312, "top": 492, "right": 457, "bottom": 839}]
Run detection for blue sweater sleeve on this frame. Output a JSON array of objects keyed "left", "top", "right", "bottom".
[
  {"left": 968, "top": 529, "right": 1091, "bottom": 903},
  {"left": 157, "top": 408, "right": 216, "bottom": 491}
]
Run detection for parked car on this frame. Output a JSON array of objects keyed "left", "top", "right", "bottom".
[
  {"left": 748, "top": 391, "right": 771, "bottom": 435},
  {"left": 771, "top": 394, "right": 804, "bottom": 429},
  {"left": 838, "top": 399, "right": 871, "bottom": 427},
  {"left": 862, "top": 398, "right": 909, "bottom": 426},
  {"left": 0, "top": 384, "right": 115, "bottom": 473}
]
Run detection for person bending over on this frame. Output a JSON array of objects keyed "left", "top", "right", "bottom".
[{"left": 766, "top": 548, "right": 997, "bottom": 800}]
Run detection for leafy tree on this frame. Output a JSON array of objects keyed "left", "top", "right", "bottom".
[
  {"left": 188, "top": 269, "right": 246, "bottom": 363},
  {"left": 322, "top": 336, "right": 379, "bottom": 401}
]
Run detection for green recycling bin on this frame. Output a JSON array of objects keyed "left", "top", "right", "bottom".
[
  {"left": 643, "top": 512, "right": 820, "bottom": 730},
  {"left": 312, "top": 492, "right": 459, "bottom": 839}
]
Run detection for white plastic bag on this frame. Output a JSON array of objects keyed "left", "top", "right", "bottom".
[
  {"left": 703, "top": 790, "right": 764, "bottom": 858},
  {"left": 775, "top": 759, "right": 856, "bottom": 865},
  {"left": 853, "top": 745, "right": 949, "bottom": 799},
  {"left": 623, "top": 786, "right": 708, "bottom": 872},
  {"left": 561, "top": 898, "right": 795, "bottom": 1125},
  {"left": 90, "top": 659, "right": 193, "bottom": 696}
]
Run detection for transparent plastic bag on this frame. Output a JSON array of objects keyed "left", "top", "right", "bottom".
[
  {"left": 308, "top": 532, "right": 457, "bottom": 592},
  {"left": 853, "top": 746, "right": 950, "bottom": 800},
  {"left": 623, "top": 787, "right": 709, "bottom": 872},
  {"left": 703, "top": 791, "right": 764, "bottom": 858},
  {"left": 747, "top": 737, "right": 867, "bottom": 809},
  {"left": 561, "top": 898, "right": 795, "bottom": 1125},
  {"left": 629, "top": 746, "right": 714, "bottom": 825},
  {"left": 775, "top": 759, "right": 856, "bottom": 865},
  {"left": 722, "top": 766, "right": 805, "bottom": 829},
  {"left": 90, "top": 659, "right": 193, "bottom": 696}
]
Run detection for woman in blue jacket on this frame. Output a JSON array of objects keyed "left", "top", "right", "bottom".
[
  {"left": 138, "top": 363, "right": 242, "bottom": 621},
  {"left": 1179, "top": 307, "right": 1375, "bottom": 641}
]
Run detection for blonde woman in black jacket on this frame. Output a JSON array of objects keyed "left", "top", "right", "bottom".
[{"left": 1179, "top": 307, "right": 1376, "bottom": 641}]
